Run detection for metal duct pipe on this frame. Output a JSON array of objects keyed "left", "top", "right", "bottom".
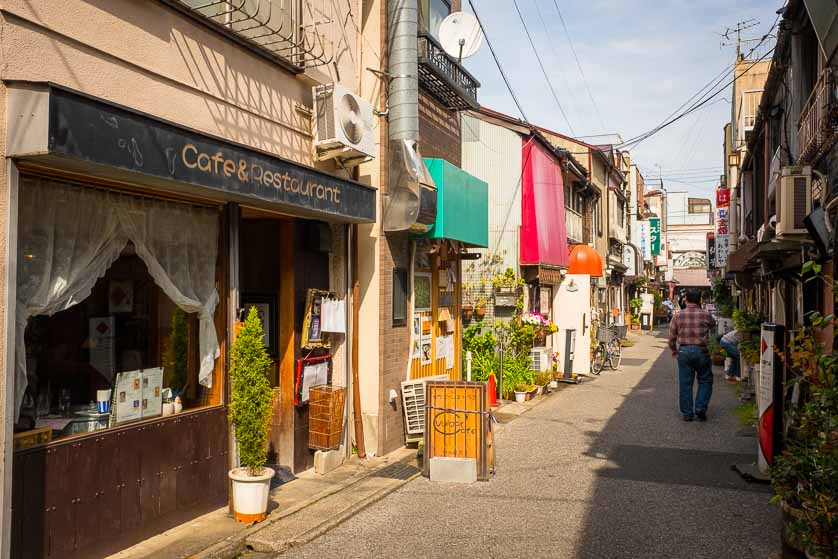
[
  {"left": 387, "top": 0, "right": 419, "bottom": 142},
  {"left": 383, "top": 0, "right": 437, "bottom": 232}
]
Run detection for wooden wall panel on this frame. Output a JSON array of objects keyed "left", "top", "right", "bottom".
[{"left": 10, "top": 407, "right": 228, "bottom": 559}]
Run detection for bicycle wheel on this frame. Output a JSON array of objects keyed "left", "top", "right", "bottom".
[
  {"left": 608, "top": 339, "right": 622, "bottom": 369},
  {"left": 592, "top": 345, "right": 606, "bottom": 375}
]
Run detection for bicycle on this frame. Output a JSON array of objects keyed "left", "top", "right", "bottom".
[{"left": 591, "top": 323, "right": 624, "bottom": 375}]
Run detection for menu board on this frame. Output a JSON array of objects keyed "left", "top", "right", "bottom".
[{"left": 112, "top": 367, "right": 164, "bottom": 425}]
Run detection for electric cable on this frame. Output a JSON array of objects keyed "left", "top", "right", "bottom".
[
  {"left": 467, "top": 0, "right": 530, "bottom": 123},
  {"left": 511, "top": 0, "right": 575, "bottom": 134},
  {"left": 550, "top": 0, "right": 607, "bottom": 131}
]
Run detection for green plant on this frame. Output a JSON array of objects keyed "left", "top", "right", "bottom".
[
  {"left": 534, "top": 370, "right": 552, "bottom": 386},
  {"left": 163, "top": 308, "right": 189, "bottom": 394},
  {"left": 476, "top": 296, "right": 489, "bottom": 309},
  {"left": 768, "top": 263, "right": 838, "bottom": 558},
  {"left": 229, "top": 306, "right": 275, "bottom": 475},
  {"left": 732, "top": 308, "right": 763, "bottom": 334},
  {"left": 462, "top": 322, "right": 497, "bottom": 382},
  {"left": 491, "top": 268, "right": 524, "bottom": 290},
  {"left": 734, "top": 401, "right": 757, "bottom": 427},
  {"left": 711, "top": 278, "right": 734, "bottom": 318},
  {"left": 629, "top": 297, "right": 643, "bottom": 315},
  {"left": 739, "top": 339, "right": 760, "bottom": 366},
  {"left": 502, "top": 350, "right": 533, "bottom": 399}
]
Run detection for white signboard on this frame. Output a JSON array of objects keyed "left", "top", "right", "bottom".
[
  {"left": 623, "top": 244, "right": 637, "bottom": 276},
  {"left": 716, "top": 206, "right": 730, "bottom": 268},
  {"left": 758, "top": 327, "right": 774, "bottom": 473}
]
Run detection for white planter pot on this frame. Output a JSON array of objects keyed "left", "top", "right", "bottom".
[
  {"left": 514, "top": 391, "right": 526, "bottom": 403},
  {"left": 229, "top": 466, "right": 275, "bottom": 523},
  {"left": 548, "top": 380, "right": 558, "bottom": 389}
]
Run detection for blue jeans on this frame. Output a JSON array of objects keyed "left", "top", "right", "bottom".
[
  {"left": 720, "top": 340, "right": 740, "bottom": 378},
  {"left": 677, "top": 345, "right": 713, "bottom": 417}
]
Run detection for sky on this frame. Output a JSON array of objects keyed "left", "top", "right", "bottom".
[{"left": 458, "top": 0, "right": 782, "bottom": 199}]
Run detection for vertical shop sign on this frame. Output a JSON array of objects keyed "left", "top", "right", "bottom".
[
  {"left": 637, "top": 221, "right": 651, "bottom": 261},
  {"left": 715, "top": 188, "right": 730, "bottom": 268},
  {"left": 649, "top": 218, "right": 661, "bottom": 256},
  {"left": 758, "top": 324, "right": 785, "bottom": 474},
  {"left": 706, "top": 233, "right": 716, "bottom": 272}
]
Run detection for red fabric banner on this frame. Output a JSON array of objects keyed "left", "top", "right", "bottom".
[{"left": 519, "top": 139, "right": 569, "bottom": 268}]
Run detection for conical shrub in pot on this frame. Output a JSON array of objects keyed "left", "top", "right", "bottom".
[{"left": 228, "top": 306, "right": 275, "bottom": 522}]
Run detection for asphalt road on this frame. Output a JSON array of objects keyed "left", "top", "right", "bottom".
[{"left": 279, "top": 331, "right": 780, "bottom": 559}]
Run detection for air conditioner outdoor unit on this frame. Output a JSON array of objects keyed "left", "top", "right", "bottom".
[
  {"left": 313, "top": 83, "right": 377, "bottom": 165},
  {"left": 776, "top": 166, "right": 812, "bottom": 239},
  {"left": 529, "top": 348, "right": 549, "bottom": 372}
]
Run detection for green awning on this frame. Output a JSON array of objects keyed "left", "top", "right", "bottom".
[{"left": 416, "top": 159, "right": 488, "bottom": 248}]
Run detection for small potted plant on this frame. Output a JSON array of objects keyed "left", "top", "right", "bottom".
[
  {"left": 475, "top": 296, "right": 488, "bottom": 319},
  {"left": 228, "top": 307, "right": 276, "bottom": 523},
  {"left": 550, "top": 352, "right": 560, "bottom": 387},
  {"left": 461, "top": 303, "right": 474, "bottom": 321},
  {"left": 514, "top": 384, "right": 527, "bottom": 403},
  {"left": 630, "top": 315, "right": 640, "bottom": 330}
]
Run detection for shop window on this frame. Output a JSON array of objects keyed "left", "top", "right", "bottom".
[
  {"left": 15, "top": 177, "right": 221, "bottom": 447},
  {"left": 393, "top": 268, "right": 408, "bottom": 327}
]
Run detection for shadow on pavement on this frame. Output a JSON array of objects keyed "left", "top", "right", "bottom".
[{"left": 573, "top": 338, "right": 780, "bottom": 559}]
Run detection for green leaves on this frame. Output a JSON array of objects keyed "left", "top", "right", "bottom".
[{"left": 230, "top": 306, "right": 274, "bottom": 475}]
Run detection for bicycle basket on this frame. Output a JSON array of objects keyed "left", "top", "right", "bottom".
[
  {"left": 615, "top": 325, "right": 628, "bottom": 339},
  {"left": 596, "top": 327, "right": 612, "bottom": 343}
]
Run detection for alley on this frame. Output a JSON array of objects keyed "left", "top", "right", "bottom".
[{"left": 279, "top": 331, "right": 779, "bottom": 559}]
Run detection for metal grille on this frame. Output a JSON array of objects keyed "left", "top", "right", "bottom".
[
  {"left": 401, "top": 375, "right": 448, "bottom": 436},
  {"left": 171, "top": 0, "right": 338, "bottom": 69},
  {"left": 417, "top": 34, "right": 480, "bottom": 111},
  {"left": 372, "top": 462, "right": 421, "bottom": 480},
  {"left": 798, "top": 67, "right": 838, "bottom": 164},
  {"left": 793, "top": 177, "right": 808, "bottom": 230}
]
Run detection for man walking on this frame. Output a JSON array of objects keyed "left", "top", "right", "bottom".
[{"left": 668, "top": 289, "right": 716, "bottom": 421}]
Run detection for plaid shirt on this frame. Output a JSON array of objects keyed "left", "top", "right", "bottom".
[{"left": 668, "top": 304, "right": 716, "bottom": 351}]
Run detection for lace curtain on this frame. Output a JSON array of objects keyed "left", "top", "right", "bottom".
[{"left": 15, "top": 177, "right": 220, "bottom": 419}]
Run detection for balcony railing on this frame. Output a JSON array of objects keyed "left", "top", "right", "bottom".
[
  {"left": 566, "top": 206, "right": 583, "bottom": 243},
  {"left": 798, "top": 67, "right": 838, "bottom": 163},
  {"left": 167, "top": 0, "right": 336, "bottom": 71},
  {"left": 418, "top": 33, "right": 480, "bottom": 111}
]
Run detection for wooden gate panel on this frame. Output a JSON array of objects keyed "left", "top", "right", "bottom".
[
  {"left": 96, "top": 433, "right": 122, "bottom": 536},
  {"left": 176, "top": 416, "right": 199, "bottom": 509},
  {"left": 139, "top": 423, "right": 162, "bottom": 523},
  {"left": 43, "top": 445, "right": 74, "bottom": 557},
  {"left": 118, "top": 428, "right": 143, "bottom": 534},
  {"left": 14, "top": 450, "right": 46, "bottom": 559},
  {"left": 157, "top": 419, "right": 178, "bottom": 517},
  {"left": 72, "top": 438, "right": 100, "bottom": 551}
]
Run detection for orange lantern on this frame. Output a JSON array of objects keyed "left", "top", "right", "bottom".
[{"left": 568, "top": 245, "right": 604, "bottom": 276}]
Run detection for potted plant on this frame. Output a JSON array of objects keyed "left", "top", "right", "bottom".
[
  {"left": 228, "top": 306, "right": 276, "bottom": 523},
  {"left": 630, "top": 315, "right": 641, "bottom": 330},
  {"left": 513, "top": 384, "right": 527, "bottom": 403},
  {"left": 461, "top": 304, "right": 474, "bottom": 321},
  {"left": 475, "top": 296, "right": 488, "bottom": 319},
  {"left": 708, "top": 336, "right": 725, "bottom": 366}
]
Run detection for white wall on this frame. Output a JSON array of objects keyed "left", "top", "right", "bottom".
[
  {"left": 554, "top": 274, "right": 591, "bottom": 377},
  {"left": 461, "top": 114, "right": 523, "bottom": 273}
]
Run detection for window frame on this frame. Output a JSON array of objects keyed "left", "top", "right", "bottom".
[{"left": 392, "top": 267, "right": 408, "bottom": 327}]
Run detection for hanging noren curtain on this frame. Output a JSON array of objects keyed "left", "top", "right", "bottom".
[{"left": 15, "top": 177, "right": 220, "bottom": 420}]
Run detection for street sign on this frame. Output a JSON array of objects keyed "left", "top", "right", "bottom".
[
  {"left": 706, "top": 233, "right": 716, "bottom": 272},
  {"left": 649, "top": 217, "right": 661, "bottom": 256}
]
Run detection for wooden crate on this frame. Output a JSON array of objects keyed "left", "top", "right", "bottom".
[
  {"left": 423, "top": 381, "right": 493, "bottom": 481},
  {"left": 308, "top": 385, "right": 345, "bottom": 451}
]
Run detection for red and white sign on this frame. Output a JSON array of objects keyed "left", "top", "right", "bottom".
[
  {"left": 716, "top": 187, "right": 730, "bottom": 208},
  {"left": 757, "top": 326, "right": 774, "bottom": 473},
  {"left": 715, "top": 188, "right": 730, "bottom": 268}
]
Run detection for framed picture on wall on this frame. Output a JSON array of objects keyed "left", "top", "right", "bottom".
[
  {"left": 414, "top": 273, "right": 432, "bottom": 312},
  {"left": 241, "top": 291, "right": 278, "bottom": 356},
  {"left": 301, "top": 289, "right": 332, "bottom": 349}
]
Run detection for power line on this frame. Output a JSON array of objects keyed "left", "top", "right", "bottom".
[
  {"left": 549, "top": 0, "right": 607, "bottom": 131},
  {"left": 619, "top": 13, "right": 781, "bottom": 150},
  {"left": 467, "top": 0, "right": 530, "bottom": 123},
  {"left": 532, "top": 0, "right": 580, "bottom": 121},
  {"left": 511, "top": 0, "right": 575, "bottom": 134}
]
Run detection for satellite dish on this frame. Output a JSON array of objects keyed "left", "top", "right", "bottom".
[{"left": 438, "top": 12, "right": 483, "bottom": 62}]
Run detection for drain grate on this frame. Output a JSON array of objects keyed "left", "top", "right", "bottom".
[{"left": 372, "top": 462, "right": 421, "bottom": 480}]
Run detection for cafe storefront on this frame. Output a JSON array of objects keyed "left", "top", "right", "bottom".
[{"left": 5, "top": 84, "right": 375, "bottom": 558}]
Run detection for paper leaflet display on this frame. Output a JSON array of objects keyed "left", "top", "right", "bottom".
[{"left": 111, "top": 367, "right": 164, "bottom": 426}]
